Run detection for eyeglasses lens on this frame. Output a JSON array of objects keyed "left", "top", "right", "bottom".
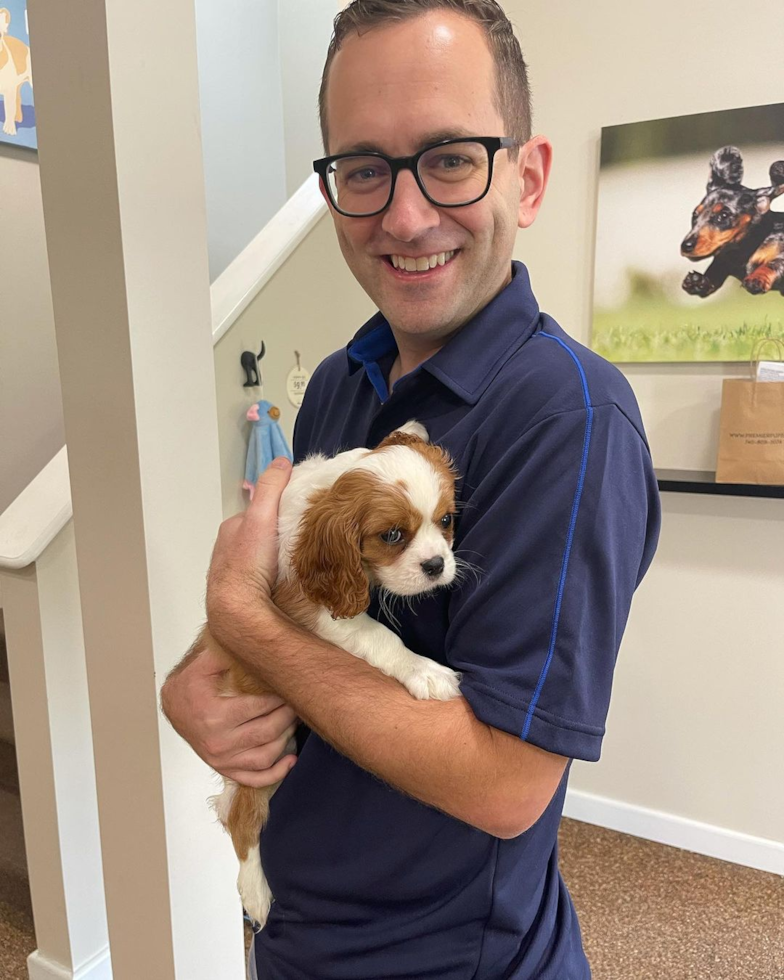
[
  {"left": 328, "top": 156, "right": 392, "bottom": 216},
  {"left": 418, "top": 141, "right": 490, "bottom": 205},
  {"left": 327, "top": 141, "right": 491, "bottom": 216}
]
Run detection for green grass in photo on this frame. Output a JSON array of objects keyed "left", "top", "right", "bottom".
[{"left": 592, "top": 290, "right": 784, "bottom": 362}]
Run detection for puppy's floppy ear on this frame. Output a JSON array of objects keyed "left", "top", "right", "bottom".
[
  {"left": 707, "top": 145, "right": 743, "bottom": 191},
  {"left": 754, "top": 161, "right": 784, "bottom": 214},
  {"left": 292, "top": 473, "right": 371, "bottom": 619}
]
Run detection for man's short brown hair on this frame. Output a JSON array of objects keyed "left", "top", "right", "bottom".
[{"left": 318, "top": 0, "right": 532, "bottom": 154}]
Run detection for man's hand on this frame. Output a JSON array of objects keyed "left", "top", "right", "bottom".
[
  {"left": 160, "top": 645, "right": 298, "bottom": 788},
  {"left": 206, "top": 456, "right": 293, "bottom": 654}
]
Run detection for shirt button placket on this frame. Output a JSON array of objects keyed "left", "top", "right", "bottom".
[{"left": 367, "top": 376, "right": 418, "bottom": 446}]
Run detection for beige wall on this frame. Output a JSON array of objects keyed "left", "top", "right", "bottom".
[
  {"left": 508, "top": 0, "right": 784, "bottom": 842},
  {"left": 0, "top": 148, "right": 64, "bottom": 513},
  {"left": 195, "top": 0, "right": 287, "bottom": 281},
  {"left": 278, "top": 0, "right": 337, "bottom": 196},
  {"left": 215, "top": 0, "right": 784, "bottom": 845},
  {"left": 506, "top": 0, "right": 784, "bottom": 472}
]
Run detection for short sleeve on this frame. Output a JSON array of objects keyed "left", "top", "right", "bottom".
[{"left": 448, "top": 404, "right": 659, "bottom": 762}]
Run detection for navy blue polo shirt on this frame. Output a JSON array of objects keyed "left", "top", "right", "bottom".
[{"left": 255, "top": 261, "right": 660, "bottom": 979}]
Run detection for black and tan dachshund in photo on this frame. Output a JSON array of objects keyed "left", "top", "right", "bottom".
[{"left": 681, "top": 145, "right": 784, "bottom": 298}]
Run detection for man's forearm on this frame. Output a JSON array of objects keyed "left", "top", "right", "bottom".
[{"left": 219, "top": 607, "right": 560, "bottom": 839}]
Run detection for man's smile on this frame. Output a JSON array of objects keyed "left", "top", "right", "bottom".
[
  {"left": 388, "top": 250, "right": 458, "bottom": 271},
  {"left": 382, "top": 249, "right": 460, "bottom": 279}
]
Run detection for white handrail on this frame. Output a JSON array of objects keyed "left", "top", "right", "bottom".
[
  {"left": 0, "top": 176, "right": 327, "bottom": 571},
  {"left": 211, "top": 174, "right": 326, "bottom": 344},
  {"left": 0, "top": 447, "right": 72, "bottom": 569}
]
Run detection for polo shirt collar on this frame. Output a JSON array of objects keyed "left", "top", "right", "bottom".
[{"left": 346, "top": 261, "right": 540, "bottom": 405}]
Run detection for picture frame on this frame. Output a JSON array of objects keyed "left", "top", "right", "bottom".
[
  {"left": 591, "top": 103, "right": 784, "bottom": 362},
  {"left": 0, "top": 1, "right": 36, "bottom": 150}
]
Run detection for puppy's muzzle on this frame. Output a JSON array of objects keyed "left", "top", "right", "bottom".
[
  {"left": 681, "top": 236, "right": 697, "bottom": 255},
  {"left": 421, "top": 556, "right": 445, "bottom": 579}
]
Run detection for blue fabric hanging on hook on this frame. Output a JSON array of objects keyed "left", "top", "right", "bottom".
[{"left": 243, "top": 400, "right": 293, "bottom": 498}]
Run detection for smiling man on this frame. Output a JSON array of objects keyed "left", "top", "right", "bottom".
[
  {"left": 161, "top": 3, "right": 660, "bottom": 978},
  {"left": 317, "top": 7, "right": 546, "bottom": 376}
]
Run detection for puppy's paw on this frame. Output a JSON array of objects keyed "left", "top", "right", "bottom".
[
  {"left": 682, "top": 271, "right": 716, "bottom": 297},
  {"left": 395, "top": 420, "right": 429, "bottom": 443},
  {"left": 238, "top": 847, "right": 272, "bottom": 931},
  {"left": 242, "top": 889, "right": 271, "bottom": 933},
  {"left": 402, "top": 656, "right": 462, "bottom": 700},
  {"left": 743, "top": 270, "right": 775, "bottom": 294}
]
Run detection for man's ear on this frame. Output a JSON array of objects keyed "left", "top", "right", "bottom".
[{"left": 517, "top": 135, "right": 552, "bottom": 230}]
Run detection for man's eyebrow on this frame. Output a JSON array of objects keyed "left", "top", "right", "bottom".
[
  {"left": 333, "top": 129, "right": 479, "bottom": 157},
  {"left": 415, "top": 129, "right": 477, "bottom": 149},
  {"left": 334, "top": 141, "right": 386, "bottom": 155}
]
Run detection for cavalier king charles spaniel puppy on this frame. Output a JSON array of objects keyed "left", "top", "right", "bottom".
[{"left": 189, "top": 421, "right": 462, "bottom": 928}]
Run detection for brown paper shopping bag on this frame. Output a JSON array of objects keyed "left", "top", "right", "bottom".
[{"left": 715, "top": 339, "right": 784, "bottom": 485}]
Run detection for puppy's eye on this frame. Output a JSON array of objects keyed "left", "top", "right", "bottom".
[
  {"left": 440, "top": 514, "right": 454, "bottom": 529},
  {"left": 380, "top": 528, "right": 403, "bottom": 545}
]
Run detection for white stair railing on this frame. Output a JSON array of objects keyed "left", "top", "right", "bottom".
[{"left": 0, "top": 447, "right": 107, "bottom": 979}]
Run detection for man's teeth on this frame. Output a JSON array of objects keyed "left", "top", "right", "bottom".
[{"left": 390, "top": 251, "right": 456, "bottom": 272}]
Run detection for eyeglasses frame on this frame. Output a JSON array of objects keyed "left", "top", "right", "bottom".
[{"left": 312, "top": 136, "right": 518, "bottom": 218}]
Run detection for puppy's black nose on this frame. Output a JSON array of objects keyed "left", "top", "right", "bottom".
[
  {"left": 682, "top": 237, "right": 696, "bottom": 253},
  {"left": 421, "top": 556, "right": 445, "bottom": 578}
]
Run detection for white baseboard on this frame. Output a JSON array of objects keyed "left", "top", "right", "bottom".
[
  {"left": 563, "top": 789, "right": 784, "bottom": 877},
  {"left": 27, "top": 947, "right": 111, "bottom": 980}
]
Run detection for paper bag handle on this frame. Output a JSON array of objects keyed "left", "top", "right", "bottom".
[{"left": 748, "top": 337, "right": 784, "bottom": 379}]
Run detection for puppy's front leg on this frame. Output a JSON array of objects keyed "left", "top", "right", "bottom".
[{"left": 318, "top": 612, "right": 461, "bottom": 701}]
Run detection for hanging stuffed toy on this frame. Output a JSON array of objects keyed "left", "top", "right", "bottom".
[{"left": 243, "top": 400, "right": 293, "bottom": 498}]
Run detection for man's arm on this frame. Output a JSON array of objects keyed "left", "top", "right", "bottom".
[
  {"left": 227, "top": 608, "right": 565, "bottom": 838},
  {"left": 206, "top": 459, "right": 567, "bottom": 839}
]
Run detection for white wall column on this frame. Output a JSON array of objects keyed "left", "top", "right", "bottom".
[{"left": 27, "top": 1, "right": 244, "bottom": 977}]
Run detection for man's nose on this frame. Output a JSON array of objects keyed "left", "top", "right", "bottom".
[{"left": 381, "top": 169, "right": 440, "bottom": 241}]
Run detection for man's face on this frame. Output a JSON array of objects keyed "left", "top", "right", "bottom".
[{"left": 323, "top": 12, "right": 529, "bottom": 343}]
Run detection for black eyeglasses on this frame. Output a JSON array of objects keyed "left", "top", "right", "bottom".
[{"left": 313, "top": 136, "right": 517, "bottom": 218}]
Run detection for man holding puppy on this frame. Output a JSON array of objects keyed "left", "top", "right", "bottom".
[{"left": 162, "top": 2, "right": 660, "bottom": 977}]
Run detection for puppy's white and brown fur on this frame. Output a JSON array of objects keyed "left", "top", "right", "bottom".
[{"left": 186, "top": 422, "right": 462, "bottom": 928}]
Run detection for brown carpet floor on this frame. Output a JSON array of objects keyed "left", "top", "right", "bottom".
[
  {"left": 558, "top": 819, "right": 783, "bottom": 980},
  {"left": 0, "top": 863, "right": 34, "bottom": 980},
  {"left": 1, "top": 818, "right": 781, "bottom": 979}
]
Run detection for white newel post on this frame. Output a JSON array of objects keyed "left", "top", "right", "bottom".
[
  {"left": 1, "top": 523, "right": 110, "bottom": 980},
  {"left": 26, "top": 0, "right": 245, "bottom": 978}
]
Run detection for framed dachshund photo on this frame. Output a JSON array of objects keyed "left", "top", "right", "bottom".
[
  {"left": 591, "top": 102, "right": 784, "bottom": 362},
  {"left": 0, "top": 1, "right": 35, "bottom": 150}
]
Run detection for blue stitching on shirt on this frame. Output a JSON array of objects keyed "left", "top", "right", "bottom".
[{"left": 521, "top": 332, "right": 593, "bottom": 742}]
